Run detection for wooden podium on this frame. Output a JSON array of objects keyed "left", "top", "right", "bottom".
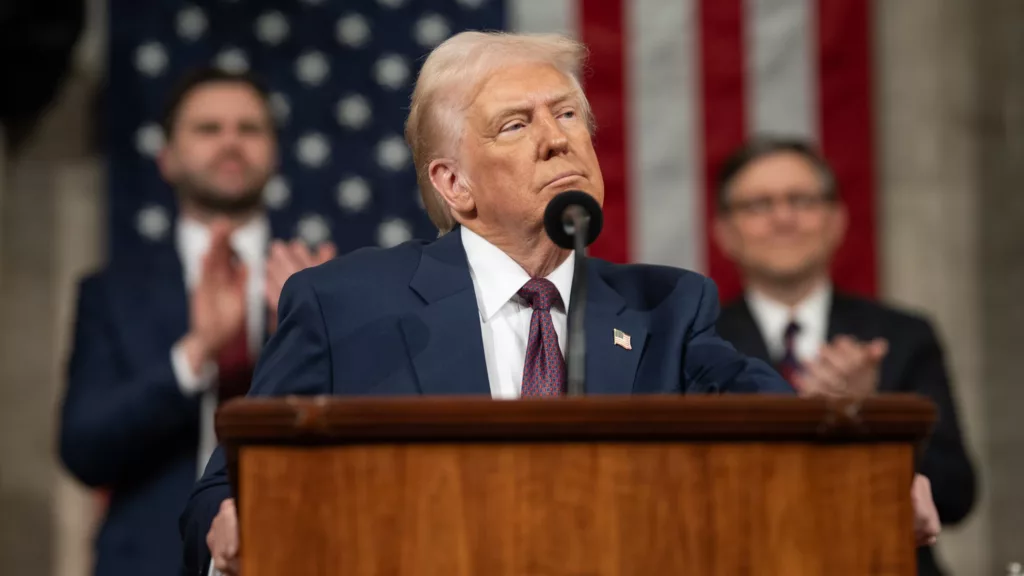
[{"left": 216, "top": 394, "right": 935, "bottom": 576}]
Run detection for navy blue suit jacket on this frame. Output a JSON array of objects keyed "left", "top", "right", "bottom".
[
  {"left": 179, "top": 228, "right": 792, "bottom": 574},
  {"left": 58, "top": 241, "right": 202, "bottom": 576}
]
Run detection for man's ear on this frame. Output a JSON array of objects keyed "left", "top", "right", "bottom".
[{"left": 428, "top": 158, "right": 475, "bottom": 214}]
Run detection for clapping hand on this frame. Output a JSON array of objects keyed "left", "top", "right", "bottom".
[
  {"left": 794, "top": 335, "right": 888, "bottom": 399},
  {"left": 180, "top": 219, "right": 248, "bottom": 371},
  {"left": 265, "top": 239, "right": 337, "bottom": 333}
]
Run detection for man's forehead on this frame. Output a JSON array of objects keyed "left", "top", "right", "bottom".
[
  {"left": 733, "top": 153, "right": 822, "bottom": 189},
  {"left": 489, "top": 89, "right": 575, "bottom": 109},
  {"left": 180, "top": 84, "right": 267, "bottom": 118},
  {"left": 473, "top": 66, "right": 575, "bottom": 106}
]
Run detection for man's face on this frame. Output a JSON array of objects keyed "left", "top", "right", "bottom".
[
  {"left": 455, "top": 63, "right": 603, "bottom": 235},
  {"left": 158, "top": 82, "right": 276, "bottom": 214},
  {"left": 713, "top": 151, "right": 846, "bottom": 283}
]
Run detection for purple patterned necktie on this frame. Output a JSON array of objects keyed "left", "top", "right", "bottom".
[
  {"left": 775, "top": 320, "right": 802, "bottom": 391},
  {"left": 518, "top": 278, "right": 567, "bottom": 397}
]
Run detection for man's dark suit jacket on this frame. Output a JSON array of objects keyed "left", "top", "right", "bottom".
[
  {"left": 58, "top": 240, "right": 200, "bottom": 576},
  {"left": 179, "top": 227, "right": 793, "bottom": 575},
  {"left": 58, "top": 237, "right": 268, "bottom": 576},
  {"left": 717, "top": 293, "right": 977, "bottom": 576}
]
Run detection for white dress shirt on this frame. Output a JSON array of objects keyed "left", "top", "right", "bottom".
[
  {"left": 461, "top": 226, "right": 574, "bottom": 399},
  {"left": 745, "top": 282, "right": 832, "bottom": 364},
  {"left": 169, "top": 214, "right": 269, "bottom": 478}
]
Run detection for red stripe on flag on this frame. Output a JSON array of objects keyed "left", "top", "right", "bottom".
[
  {"left": 580, "top": 0, "right": 629, "bottom": 263},
  {"left": 699, "top": 0, "right": 748, "bottom": 303},
  {"left": 817, "top": 0, "right": 877, "bottom": 297}
]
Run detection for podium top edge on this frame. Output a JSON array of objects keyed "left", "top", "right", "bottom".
[{"left": 215, "top": 394, "right": 936, "bottom": 444}]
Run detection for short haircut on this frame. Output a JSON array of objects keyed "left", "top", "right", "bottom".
[
  {"left": 716, "top": 135, "right": 838, "bottom": 211},
  {"left": 159, "top": 66, "right": 273, "bottom": 138},
  {"left": 405, "top": 31, "right": 594, "bottom": 234}
]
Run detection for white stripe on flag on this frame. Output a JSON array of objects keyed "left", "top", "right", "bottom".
[
  {"left": 629, "top": 0, "right": 702, "bottom": 270},
  {"left": 747, "top": 0, "right": 817, "bottom": 139},
  {"left": 507, "top": 0, "right": 577, "bottom": 37}
]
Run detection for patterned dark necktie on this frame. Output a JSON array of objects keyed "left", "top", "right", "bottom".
[
  {"left": 775, "top": 320, "right": 802, "bottom": 391},
  {"left": 518, "top": 278, "right": 567, "bottom": 397}
]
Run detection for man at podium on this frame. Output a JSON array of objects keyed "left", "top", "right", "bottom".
[{"left": 180, "top": 31, "right": 938, "bottom": 576}]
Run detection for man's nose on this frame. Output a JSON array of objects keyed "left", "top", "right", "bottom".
[
  {"left": 537, "top": 114, "right": 569, "bottom": 159},
  {"left": 216, "top": 129, "right": 247, "bottom": 151},
  {"left": 222, "top": 127, "right": 246, "bottom": 145},
  {"left": 768, "top": 199, "right": 800, "bottom": 226}
]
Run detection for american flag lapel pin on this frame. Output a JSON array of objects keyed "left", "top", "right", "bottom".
[{"left": 613, "top": 328, "right": 632, "bottom": 350}]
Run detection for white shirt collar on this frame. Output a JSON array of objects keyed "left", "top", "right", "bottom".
[
  {"left": 460, "top": 225, "right": 574, "bottom": 322},
  {"left": 176, "top": 214, "right": 270, "bottom": 287},
  {"left": 746, "top": 281, "right": 832, "bottom": 360}
]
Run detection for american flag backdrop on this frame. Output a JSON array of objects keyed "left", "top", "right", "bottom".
[{"left": 108, "top": 0, "right": 877, "bottom": 304}]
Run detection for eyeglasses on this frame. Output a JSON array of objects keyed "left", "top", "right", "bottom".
[{"left": 724, "top": 191, "right": 836, "bottom": 216}]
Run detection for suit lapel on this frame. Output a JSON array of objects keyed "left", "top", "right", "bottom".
[
  {"left": 827, "top": 292, "right": 863, "bottom": 341},
  {"left": 399, "top": 233, "right": 653, "bottom": 396},
  {"left": 146, "top": 240, "right": 190, "bottom": 346},
  {"left": 581, "top": 265, "right": 649, "bottom": 395},
  {"left": 723, "top": 297, "right": 773, "bottom": 363},
  {"left": 400, "top": 230, "right": 491, "bottom": 396}
]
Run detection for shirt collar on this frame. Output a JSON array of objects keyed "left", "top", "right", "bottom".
[
  {"left": 460, "top": 225, "right": 575, "bottom": 322},
  {"left": 229, "top": 214, "right": 271, "bottom": 265},
  {"left": 176, "top": 214, "right": 270, "bottom": 283},
  {"left": 746, "top": 281, "right": 832, "bottom": 352}
]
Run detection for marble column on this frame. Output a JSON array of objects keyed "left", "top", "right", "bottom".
[
  {"left": 0, "top": 63, "right": 104, "bottom": 576},
  {"left": 878, "top": 0, "right": 1024, "bottom": 573},
  {"left": 975, "top": 0, "right": 1024, "bottom": 571}
]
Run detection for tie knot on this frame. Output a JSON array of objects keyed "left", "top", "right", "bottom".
[
  {"left": 783, "top": 321, "right": 801, "bottom": 341},
  {"left": 518, "top": 278, "right": 562, "bottom": 311}
]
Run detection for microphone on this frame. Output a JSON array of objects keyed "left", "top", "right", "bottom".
[
  {"left": 543, "top": 191, "right": 604, "bottom": 397},
  {"left": 543, "top": 190, "right": 603, "bottom": 250}
]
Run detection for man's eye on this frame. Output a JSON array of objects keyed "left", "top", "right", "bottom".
[
  {"left": 559, "top": 110, "right": 576, "bottom": 119},
  {"left": 239, "top": 123, "right": 266, "bottom": 135},
  {"left": 501, "top": 122, "right": 525, "bottom": 133}
]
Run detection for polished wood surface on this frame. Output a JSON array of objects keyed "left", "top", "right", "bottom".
[
  {"left": 220, "top": 395, "right": 934, "bottom": 576},
  {"left": 217, "top": 394, "right": 935, "bottom": 442}
]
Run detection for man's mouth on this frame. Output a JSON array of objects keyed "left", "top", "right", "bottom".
[{"left": 545, "top": 171, "right": 584, "bottom": 188}]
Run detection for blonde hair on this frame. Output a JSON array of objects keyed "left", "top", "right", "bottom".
[{"left": 405, "top": 31, "right": 594, "bottom": 234}]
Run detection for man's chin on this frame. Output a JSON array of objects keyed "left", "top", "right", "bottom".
[
  {"left": 755, "top": 263, "right": 824, "bottom": 285},
  {"left": 182, "top": 187, "right": 265, "bottom": 215},
  {"left": 544, "top": 180, "right": 591, "bottom": 196}
]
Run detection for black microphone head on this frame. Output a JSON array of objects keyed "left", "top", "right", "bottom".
[{"left": 543, "top": 190, "right": 604, "bottom": 250}]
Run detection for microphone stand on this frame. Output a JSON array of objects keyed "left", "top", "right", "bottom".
[{"left": 564, "top": 207, "right": 588, "bottom": 397}]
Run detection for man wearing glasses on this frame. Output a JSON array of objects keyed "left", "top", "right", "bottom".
[{"left": 712, "top": 136, "right": 976, "bottom": 576}]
